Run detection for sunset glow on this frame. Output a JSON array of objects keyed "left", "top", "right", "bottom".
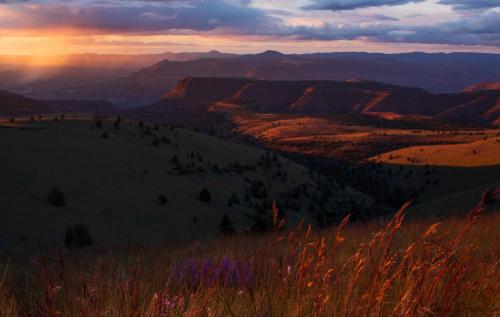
[{"left": 0, "top": 0, "right": 498, "bottom": 57}]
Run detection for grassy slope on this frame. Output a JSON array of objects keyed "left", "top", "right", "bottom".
[
  {"left": 372, "top": 136, "right": 500, "bottom": 167},
  {"left": 226, "top": 111, "right": 500, "bottom": 161},
  {"left": 409, "top": 181, "right": 500, "bottom": 218},
  {"left": 0, "top": 117, "right": 368, "bottom": 251},
  {"left": 370, "top": 137, "right": 500, "bottom": 217}
]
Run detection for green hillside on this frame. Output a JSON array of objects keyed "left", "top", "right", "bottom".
[{"left": 0, "top": 117, "right": 370, "bottom": 251}]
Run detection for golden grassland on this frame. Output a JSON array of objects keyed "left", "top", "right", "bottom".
[
  {"left": 0, "top": 192, "right": 499, "bottom": 317},
  {"left": 372, "top": 137, "right": 500, "bottom": 167},
  {"left": 228, "top": 112, "right": 500, "bottom": 161}
]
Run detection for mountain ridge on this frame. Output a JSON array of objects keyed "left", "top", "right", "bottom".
[
  {"left": 133, "top": 77, "right": 500, "bottom": 126},
  {"left": 3, "top": 52, "right": 498, "bottom": 108}
]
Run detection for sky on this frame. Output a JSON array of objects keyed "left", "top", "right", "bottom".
[{"left": 0, "top": 0, "right": 499, "bottom": 55}]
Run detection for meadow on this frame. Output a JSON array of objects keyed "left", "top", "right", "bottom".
[
  {"left": 0, "top": 191, "right": 498, "bottom": 317},
  {"left": 225, "top": 112, "right": 500, "bottom": 162}
]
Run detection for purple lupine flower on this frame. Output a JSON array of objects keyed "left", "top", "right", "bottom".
[
  {"left": 169, "top": 256, "right": 253, "bottom": 289},
  {"left": 200, "top": 258, "right": 216, "bottom": 288},
  {"left": 237, "top": 262, "right": 253, "bottom": 288}
]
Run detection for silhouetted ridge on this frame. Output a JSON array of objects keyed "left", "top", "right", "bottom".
[{"left": 0, "top": 90, "right": 116, "bottom": 117}]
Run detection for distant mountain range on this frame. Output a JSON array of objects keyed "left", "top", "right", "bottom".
[
  {"left": 112, "top": 52, "right": 500, "bottom": 108},
  {"left": 1, "top": 51, "right": 498, "bottom": 108},
  {"left": 2, "top": 76, "right": 498, "bottom": 126},
  {"left": 132, "top": 77, "right": 500, "bottom": 126}
]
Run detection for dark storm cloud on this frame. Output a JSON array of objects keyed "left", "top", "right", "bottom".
[{"left": 303, "top": 0, "right": 425, "bottom": 11}]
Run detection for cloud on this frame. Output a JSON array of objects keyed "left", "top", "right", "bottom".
[
  {"left": 0, "top": 0, "right": 281, "bottom": 33},
  {"left": 0, "top": 0, "right": 498, "bottom": 48},
  {"left": 370, "top": 14, "right": 400, "bottom": 21},
  {"left": 437, "top": 0, "right": 500, "bottom": 10},
  {"left": 303, "top": 0, "right": 425, "bottom": 11},
  {"left": 283, "top": 10, "right": 500, "bottom": 46}
]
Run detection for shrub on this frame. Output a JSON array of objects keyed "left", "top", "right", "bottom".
[
  {"left": 152, "top": 138, "right": 160, "bottom": 147},
  {"left": 64, "top": 224, "right": 93, "bottom": 249},
  {"left": 218, "top": 214, "right": 235, "bottom": 236},
  {"left": 250, "top": 181, "right": 264, "bottom": 199},
  {"left": 199, "top": 188, "right": 211, "bottom": 202},
  {"left": 101, "top": 132, "right": 109, "bottom": 139},
  {"left": 161, "top": 136, "right": 171, "bottom": 144},
  {"left": 228, "top": 193, "right": 240, "bottom": 207},
  {"left": 170, "top": 155, "right": 179, "bottom": 165},
  {"left": 47, "top": 187, "right": 66, "bottom": 207},
  {"left": 158, "top": 194, "right": 168, "bottom": 206}
]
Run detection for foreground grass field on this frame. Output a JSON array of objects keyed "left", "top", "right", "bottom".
[{"left": 0, "top": 192, "right": 498, "bottom": 317}]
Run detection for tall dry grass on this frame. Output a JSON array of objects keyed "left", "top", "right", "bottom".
[{"left": 0, "top": 191, "right": 499, "bottom": 316}]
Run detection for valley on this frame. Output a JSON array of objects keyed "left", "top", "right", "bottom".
[
  {"left": 1, "top": 74, "right": 499, "bottom": 247},
  {"left": 126, "top": 76, "right": 500, "bottom": 221}
]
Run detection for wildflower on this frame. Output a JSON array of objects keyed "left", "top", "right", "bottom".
[{"left": 169, "top": 256, "right": 253, "bottom": 289}]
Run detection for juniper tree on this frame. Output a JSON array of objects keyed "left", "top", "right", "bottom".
[
  {"left": 199, "top": 188, "right": 211, "bottom": 202},
  {"left": 47, "top": 187, "right": 66, "bottom": 207},
  {"left": 227, "top": 193, "right": 240, "bottom": 207},
  {"left": 158, "top": 194, "right": 168, "bottom": 206},
  {"left": 218, "top": 214, "right": 235, "bottom": 236},
  {"left": 170, "top": 155, "right": 179, "bottom": 165},
  {"left": 64, "top": 224, "right": 93, "bottom": 249}
]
